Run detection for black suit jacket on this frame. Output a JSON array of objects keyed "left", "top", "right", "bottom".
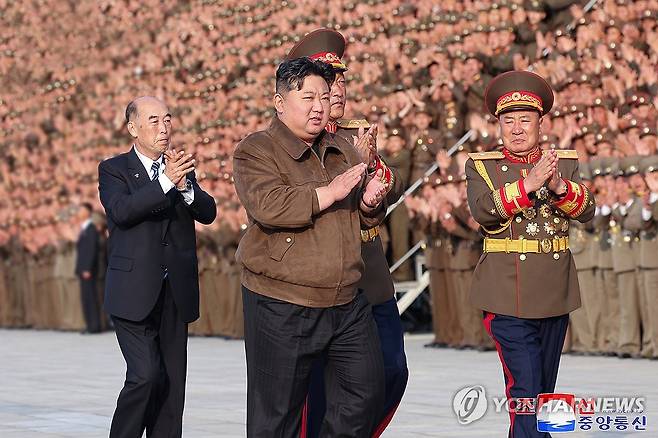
[
  {"left": 98, "top": 148, "right": 217, "bottom": 323},
  {"left": 75, "top": 223, "right": 99, "bottom": 277}
]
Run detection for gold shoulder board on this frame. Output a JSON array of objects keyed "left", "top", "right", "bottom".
[
  {"left": 552, "top": 149, "right": 579, "bottom": 159},
  {"left": 336, "top": 119, "right": 370, "bottom": 129},
  {"left": 467, "top": 151, "right": 505, "bottom": 160}
]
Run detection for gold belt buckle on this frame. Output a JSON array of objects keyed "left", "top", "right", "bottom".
[{"left": 540, "top": 238, "right": 552, "bottom": 253}]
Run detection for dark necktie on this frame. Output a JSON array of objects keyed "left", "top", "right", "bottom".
[{"left": 150, "top": 161, "right": 160, "bottom": 181}]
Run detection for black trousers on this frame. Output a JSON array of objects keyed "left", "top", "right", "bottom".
[
  {"left": 243, "top": 286, "right": 385, "bottom": 438},
  {"left": 80, "top": 277, "right": 101, "bottom": 333},
  {"left": 110, "top": 280, "right": 188, "bottom": 438}
]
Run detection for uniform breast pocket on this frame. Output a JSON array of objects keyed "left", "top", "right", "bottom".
[{"left": 267, "top": 233, "right": 295, "bottom": 262}]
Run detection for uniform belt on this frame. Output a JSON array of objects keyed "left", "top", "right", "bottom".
[
  {"left": 483, "top": 237, "right": 569, "bottom": 254},
  {"left": 361, "top": 226, "right": 379, "bottom": 243}
]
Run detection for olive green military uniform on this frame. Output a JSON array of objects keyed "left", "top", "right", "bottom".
[
  {"left": 450, "top": 205, "right": 487, "bottom": 348},
  {"left": 637, "top": 155, "right": 658, "bottom": 358},
  {"left": 568, "top": 163, "right": 598, "bottom": 353},
  {"left": 334, "top": 120, "right": 406, "bottom": 305}
]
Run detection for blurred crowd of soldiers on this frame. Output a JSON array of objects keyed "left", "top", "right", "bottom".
[{"left": 1, "top": 0, "right": 658, "bottom": 354}]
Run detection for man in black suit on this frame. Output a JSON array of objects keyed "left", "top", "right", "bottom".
[
  {"left": 75, "top": 202, "right": 101, "bottom": 334},
  {"left": 98, "top": 96, "right": 216, "bottom": 438}
]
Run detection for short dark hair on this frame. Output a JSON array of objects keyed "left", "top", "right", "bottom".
[
  {"left": 81, "top": 203, "right": 93, "bottom": 213},
  {"left": 275, "top": 57, "right": 335, "bottom": 96},
  {"left": 125, "top": 100, "right": 138, "bottom": 123}
]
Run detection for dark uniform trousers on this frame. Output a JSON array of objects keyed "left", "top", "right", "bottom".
[
  {"left": 243, "top": 287, "right": 385, "bottom": 438},
  {"left": 110, "top": 279, "right": 188, "bottom": 438},
  {"left": 484, "top": 312, "right": 569, "bottom": 438}
]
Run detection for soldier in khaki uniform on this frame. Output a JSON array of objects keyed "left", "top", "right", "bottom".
[
  {"left": 611, "top": 156, "right": 649, "bottom": 358},
  {"left": 285, "top": 29, "right": 408, "bottom": 436},
  {"left": 409, "top": 108, "right": 443, "bottom": 186},
  {"left": 590, "top": 157, "right": 620, "bottom": 354},
  {"left": 568, "top": 162, "right": 598, "bottom": 354},
  {"left": 421, "top": 204, "right": 460, "bottom": 348},
  {"left": 449, "top": 196, "right": 487, "bottom": 349},
  {"left": 637, "top": 155, "right": 658, "bottom": 359},
  {"left": 381, "top": 125, "right": 412, "bottom": 281},
  {"left": 618, "top": 156, "right": 654, "bottom": 358},
  {"left": 466, "top": 71, "right": 595, "bottom": 438}
]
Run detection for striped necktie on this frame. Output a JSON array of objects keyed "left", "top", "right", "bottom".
[{"left": 150, "top": 161, "right": 160, "bottom": 180}]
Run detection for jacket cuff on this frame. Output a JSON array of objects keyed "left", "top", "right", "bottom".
[
  {"left": 493, "top": 179, "right": 533, "bottom": 218},
  {"left": 553, "top": 179, "right": 589, "bottom": 217}
]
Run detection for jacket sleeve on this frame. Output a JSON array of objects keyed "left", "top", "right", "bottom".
[
  {"left": 465, "top": 158, "right": 533, "bottom": 229},
  {"left": 233, "top": 141, "right": 320, "bottom": 230},
  {"left": 551, "top": 161, "right": 595, "bottom": 223},
  {"left": 184, "top": 171, "right": 217, "bottom": 225},
  {"left": 98, "top": 159, "right": 170, "bottom": 228}
]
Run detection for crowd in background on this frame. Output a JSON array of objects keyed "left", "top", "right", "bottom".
[{"left": 0, "top": 0, "right": 657, "bottom": 356}]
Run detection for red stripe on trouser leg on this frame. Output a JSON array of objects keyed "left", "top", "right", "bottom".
[
  {"left": 300, "top": 396, "right": 308, "bottom": 438},
  {"left": 483, "top": 312, "right": 516, "bottom": 437},
  {"left": 372, "top": 402, "right": 400, "bottom": 438}
]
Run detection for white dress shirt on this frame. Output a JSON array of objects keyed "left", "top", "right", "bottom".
[
  {"left": 80, "top": 218, "right": 93, "bottom": 233},
  {"left": 134, "top": 146, "right": 194, "bottom": 205}
]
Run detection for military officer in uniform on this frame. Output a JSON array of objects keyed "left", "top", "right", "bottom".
[
  {"left": 569, "top": 163, "right": 598, "bottom": 354},
  {"left": 285, "top": 29, "right": 408, "bottom": 437},
  {"left": 637, "top": 155, "right": 658, "bottom": 359},
  {"left": 591, "top": 157, "right": 619, "bottom": 355},
  {"left": 465, "top": 71, "right": 595, "bottom": 438},
  {"left": 611, "top": 157, "right": 649, "bottom": 358}
]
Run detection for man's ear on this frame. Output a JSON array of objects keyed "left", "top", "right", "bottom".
[
  {"left": 126, "top": 121, "right": 138, "bottom": 138},
  {"left": 273, "top": 93, "right": 284, "bottom": 114}
]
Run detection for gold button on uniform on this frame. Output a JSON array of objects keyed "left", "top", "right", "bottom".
[
  {"left": 519, "top": 254, "right": 527, "bottom": 261},
  {"left": 502, "top": 165, "right": 508, "bottom": 172},
  {"left": 286, "top": 237, "right": 292, "bottom": 243},
  {"left": 553, "top": 253, "right": 560, "bottom": 260},
  {"left": 516, "top": 217, "right": 522, "bottom": 223}
]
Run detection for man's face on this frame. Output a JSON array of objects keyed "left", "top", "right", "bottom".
[
  {"left": 276, "top": 75, "right": 330, "bottom": 143},
  {"left": 463, "top": 58, "right": 481, "bottom": 78},
  {"left": 330, "top": 72, "right": 346, "bottom": 121},
  {"left": 415, "top": 113, "right": 432, "bottom": 130},
  {"left": 629, "top": 173, "right": 648, "bottom": 194},
  {"left": 592, "top": 106, "right": 607, "bottom": 126},
  {"left": 77, "top": 207, "right": 91, "bottom": 222},
  {"left": 641, "top": 136, "right": 657, "bottom": 155},
  {"left": 499, "top": 110, "right": 541, "bottom": 154},
  {"left": 127, "top": 97, "right": 172, "bottom": 159}
]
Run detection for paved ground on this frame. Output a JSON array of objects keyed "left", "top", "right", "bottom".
[{"left": 0, "top": 329, "right": 656, "bottom": 437}]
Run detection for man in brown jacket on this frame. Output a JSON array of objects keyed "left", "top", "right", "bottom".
[
  {"left": 465, "top": 71, "right": 595, "bottom": 438},
  {"left": 284, "top": 29, "right": 408, "bottom": 437},
  {"left": 233, "top": 57, "right": 388, "bottom": 438}
]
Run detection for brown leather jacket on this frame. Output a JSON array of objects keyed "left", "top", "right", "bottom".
[{"left": 233, "top": 117, "right": 385, "bottom": 308}]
